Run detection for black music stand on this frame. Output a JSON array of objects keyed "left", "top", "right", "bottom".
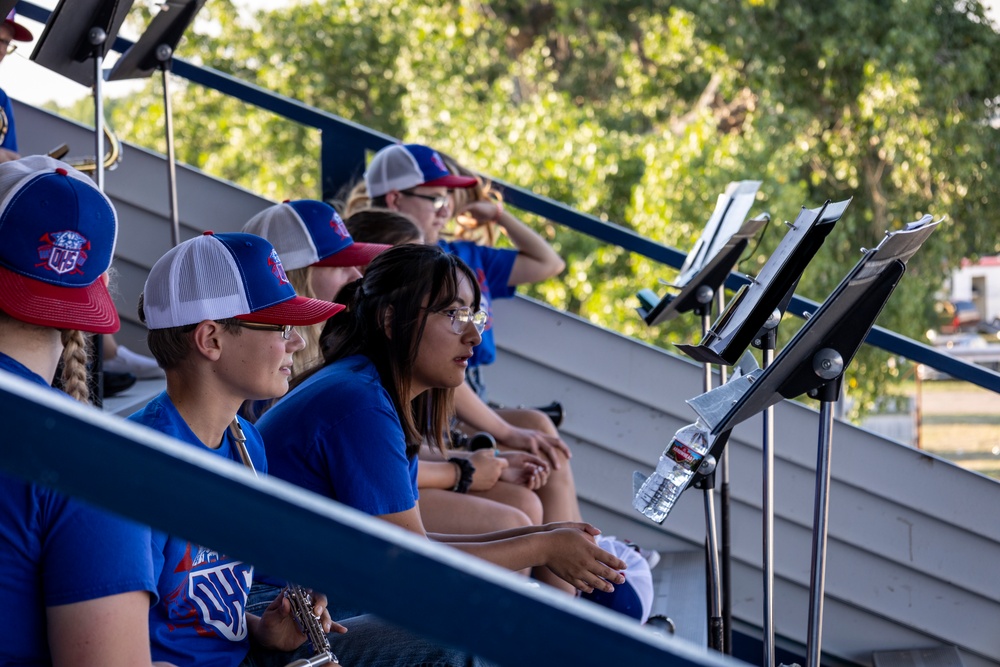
[
  {"left": 672, "top": 197, "right": 849, "bottom": 665},
  {"left": 30, "top": 0, "right": 134, "bottom": 193},
  {"left": 108, "top": 0, "right": 207, "bottom": 248},
  {"left": 677, "top": 199, "right": 852, "bottom": 366},
  {"left": 707, "top": 215, "right": 942, "bottom": 667},
  {"left": 636, "top": 182, "right": 764, "bottom": 653}
]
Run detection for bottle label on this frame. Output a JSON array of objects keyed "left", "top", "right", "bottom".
[{"left": 665, "top": 439, "right": 704, "bottom": 472}]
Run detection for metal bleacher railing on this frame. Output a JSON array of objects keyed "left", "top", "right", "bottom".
[
  {"left": 17, "top": 3, "right": 999, "bottom": 396},
  {"left": 3, "top": 3, "right": 997, "bottom": 666}
]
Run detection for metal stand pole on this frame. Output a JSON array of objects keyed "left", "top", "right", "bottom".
[
  {"left": 806, "top": 350, "right": 845, "bottom": 667},
  {"left": 157, "top": 47, "right": 181, "bottom": 248},
  {"left": 694, "top": 286, "right": 724, "bottom": 652},
  {"left": 716, "top": 290, "right": 732, "bottom": 656},
  {"left": 89, "top": 26, "right": 108, "bottom": 409},
  {"left": 755, "top": 310, "right": 780, "bottom": 667}
]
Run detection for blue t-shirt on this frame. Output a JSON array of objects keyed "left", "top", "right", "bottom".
[
  {"left": 0, "top": 88, "right": 17, "bottom": 152},
  {"left": 438, "top": 240, "right": 517, "bottom": 367},
  {"left": 0, "top": 352, "right": 156, "bottom": 666},
  {"left": 257, "top": 355, "right": 419, "bottom": 516},
  {"left": 128, "top": 392, "right": 267, "bottom": 667}
]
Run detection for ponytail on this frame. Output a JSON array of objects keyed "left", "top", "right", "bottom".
[{"left": 59, "top": 329, "right": 92, "bottom": 404}]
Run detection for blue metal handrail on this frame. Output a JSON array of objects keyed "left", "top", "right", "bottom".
[
  {"left": 0, "top": 369, "right": 743, "bottom": 667},
  {"left": 16, "top": 2, "right": 1000, "bottom": 398}
]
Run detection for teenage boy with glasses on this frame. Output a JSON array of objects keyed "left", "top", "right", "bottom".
[{"left": 131, "top": 231, "right": 488, "bottom": 667}]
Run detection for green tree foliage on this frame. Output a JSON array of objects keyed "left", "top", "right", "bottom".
[{"left": 65, "top": 0, "right": 1000, "bottom": 417}]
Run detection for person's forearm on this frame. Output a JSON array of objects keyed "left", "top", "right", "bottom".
[
  {"left": 428, "top": 524, "right": 542, "bottom": 544},
  {"left": 440, "top": 532, "right": 549, "bottom": 571},
  {"left": 417, "top": 459, "right": 461, "bottom": 490}
]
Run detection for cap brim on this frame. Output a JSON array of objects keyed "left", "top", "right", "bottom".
[
  {"left": 313, "top": 241, "right": 390, "bottom": 268},
  {"left": 235, "top": 296, "right": 345, "bottom": 326},
  {"left": 423, "top": 174, "right": 479, "bottom": 189},
  {"left": 6, "top": 20, "right": 32, "bottom": 42},
  {"left": 0, "top": 265, "right": 119, "bottom": 334}
]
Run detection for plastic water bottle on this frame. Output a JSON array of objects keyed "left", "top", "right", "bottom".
[{"left": 633, "top": 419, "right": 711, "bottom": 523}]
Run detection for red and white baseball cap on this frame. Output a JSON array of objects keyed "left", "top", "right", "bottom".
[
  {"left": 141, "top": 231, "right": 344, "bottom": 330},
  {"left": 242, "top": 200, "right": 389, "bottom": 271},
  {"left": 364, "top": 144, "right": 477, "bottom": 198}
]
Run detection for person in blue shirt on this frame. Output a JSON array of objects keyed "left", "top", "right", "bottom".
[
  {"left": 258, "top": 244, "right": 626, "bottom": 596},
  {"left": 133, "top": 231, "right": 486, "bottom": 667},
  {"left": 0, "top": 155, "right": 161, "bottom": 667},
  {"left": 0, "top": 9, "right": 31, "bottom": 162},
  {"left": 353, "top": 145, "right": 585, "bottom": 593}
]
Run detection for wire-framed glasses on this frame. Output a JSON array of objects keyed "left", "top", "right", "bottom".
[{"left": 433, "top": 307, "right": 488, "bottom": 335}]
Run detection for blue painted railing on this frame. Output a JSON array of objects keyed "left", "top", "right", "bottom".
[
  {"left": 0, "top": 371, "right": 742, "bottom": 667},
  {"left": 17, "top": 1, "right": 999, "bottom": 394}
]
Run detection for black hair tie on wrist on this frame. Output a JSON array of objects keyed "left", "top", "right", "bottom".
[{"left": 448, "top": 457, "right": 476, "bottom": 494}]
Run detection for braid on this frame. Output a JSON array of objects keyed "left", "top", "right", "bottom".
[{"left": 59, "top": 329, "right": 92, "bottom": 404}]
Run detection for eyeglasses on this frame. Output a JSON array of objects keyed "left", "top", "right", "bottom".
[
  {"left": 400, "top": 190, "right": 449, "bottom": 211},
  {"left": 0, "top": 40, "right": 16, "bottom": 55},
  {"left": 433, "top": 307, "right": 488, "bottom": 335},
  {"left": 234, "top": 321, "right": 296, "bottom": 340}
]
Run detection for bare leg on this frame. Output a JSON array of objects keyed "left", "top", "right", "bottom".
[{"left": 496, "top": 407, "right": 583, "bottom": 523}]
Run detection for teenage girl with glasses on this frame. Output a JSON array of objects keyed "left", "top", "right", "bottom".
[{"left": 256, "top": 244, "right": 627, "bottom": 599}]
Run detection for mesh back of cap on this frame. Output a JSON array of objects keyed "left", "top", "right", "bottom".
[
  {"left": 365, "top": 145, "right": 422, "bottom": 197},
  {"left": 243, "top": 204, "right": 318, "bottom": 271},
  {"left": 143, "top": 235, "right": 250, "bottom": 329}
]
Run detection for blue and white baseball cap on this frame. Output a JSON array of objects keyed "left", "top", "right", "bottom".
[
  {"left": 242, "top": 199, "right": 389, "bottom": 271},
  {"left": 581, "top": 535, "right": 654, "bottom": 623},
  {"left": 0, "top": 155, "right": 120, "bottom": 334},
  {"left": 141, "top": 231, "right": 344, "bottom": 330},
  {"left": 364, "top": 143, "right": 478, "bottom": 198}
]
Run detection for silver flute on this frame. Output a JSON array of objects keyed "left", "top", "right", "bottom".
[
  {"left": 283, "top": 585, "right": 340, "bottom": 666},
  {"left": 229, "top": 421, "right": 340, "bottom": 666}
]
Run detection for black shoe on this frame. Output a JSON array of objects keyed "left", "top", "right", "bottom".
[{"left": 103, "top": 371, "right": 137, "bottom": 397}]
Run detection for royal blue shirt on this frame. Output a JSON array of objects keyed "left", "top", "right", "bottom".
[
  {"left": 0, "top": 352, "right": 156, "bottom": 666},
  {"left": 129, "top": 391, "right": 267, "bottom": 667},
  {"left": 438, "top": 239, "right": 517, "bottom": 368},
  {"left": 257, "top": 355, "right": 419, "bottom": 516}
]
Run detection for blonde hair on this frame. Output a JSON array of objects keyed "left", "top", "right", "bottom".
[
  {"left": 285, "top": 267, "right": 324, "bottom": 379},
  {"left": 342, "top": 181, "right": 373, "bottom": 219},
  {"left": 59, "top": 329, "right": 92, "bottom": 404},
  {"left": 439, "top": 152, "right": 500, "bottom": 246}
]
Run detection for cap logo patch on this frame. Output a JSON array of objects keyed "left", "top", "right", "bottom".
[
  {"left": 38, "top": 230, "right": 90, "bottom": 275},
  {"left": 267, "top": 248, "right": 290, "bottom": 285},
  {"left": 430, "top": 152, "right": 447, "bottom": 172},
  {"left": 329, "top": 213, "right": 350, "bottom": 240}
]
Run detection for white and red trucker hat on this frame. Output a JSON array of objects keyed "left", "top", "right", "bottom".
[
  {"left": 141, "top": 231, "right": 344, "bottom": 330},
  {"left": 364, "top": 143, "right": 478, "bottom": 198},
  {"left": 242, "top": 199, "right": 389, "bottom": 271},
  {"left": 0, "top": 155, "right": 120, "bottom": 334}
]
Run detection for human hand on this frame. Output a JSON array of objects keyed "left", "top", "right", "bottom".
[
  {"left": 456, "top": 200, "right": 502, "bottom": 226},
  {"left": 496, "top": 426, "right": 571, "bottom": 470},
  {"left": 254, "top": 588, "right": 345, "bottom": 651},
  {"left": 497, "top": 451, "right": 549, "bottom": 490},
  {"left": 539, "top": 528, "right": 628, "bottom": 594},
  {"left": 0, "top": 148, "right": 20, "bottom": 163},
  {"left": 468, "top": 449, "right": 509, "bottom": 491}
]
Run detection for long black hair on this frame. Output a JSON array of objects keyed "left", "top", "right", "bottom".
[{"left": 299, "top": 244, "right": 480, "bottom": 456}]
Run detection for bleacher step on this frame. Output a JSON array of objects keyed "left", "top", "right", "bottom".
[{"left": 648, "top": 550, "right": 708, "bottom": 648}]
